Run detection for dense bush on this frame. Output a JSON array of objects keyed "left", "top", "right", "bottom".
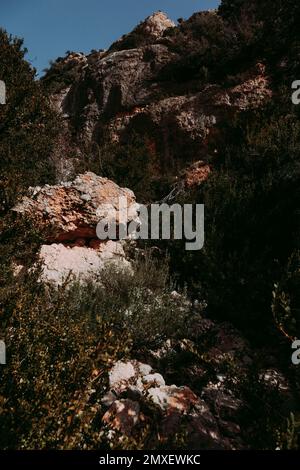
[
  {"left": 77, "top": 133, "right": 172, "bottom": 202},
  {"left": 159, "top": 0, "right": 300, "bottom": 88},
  {"left": 0, "top": 244, "right": 194, "bottom": 448},
  {"left": 219, "top": 0, "right": 300, "bottom": 71},
  {"left": 0, "top": 29, "right": 60, "bottom": 213},
  {"left": 272, "top": 251, "right": 300, "bottom": 341},
  {"left": 157, "top": 5, "right": 267, "bottom": 89},
  {"left": 167, "top": 109, "right": 300, "bottom": 336},
  {"left": 42, "top": 52, "right": 86, "bottom": 94}
]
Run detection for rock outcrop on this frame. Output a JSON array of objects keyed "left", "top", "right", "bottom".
[
  {"left": 37, "top": 241, "right": 128, "bottom": 285},
  {"left": 101, "top": 360, "right": 231, "bottom": 449},
  {"left": 109, "top": 12, "right": 175, "bottom": 51},
  {"left": 43, "top": 12, "right": 272, "bottom": 185},
  {"left": 99, "top": 314, "right": 294, "bottom": 450},
  {"left": 13, "top": 172, "right": 138, "bottom": 284}
]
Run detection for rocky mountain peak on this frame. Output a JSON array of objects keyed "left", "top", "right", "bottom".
[
  {"left": 137, "top": 11, "right": 175, "bottom": 38},
  {"left": 108, "top": 11, "right": 175, "bottom": 52},
  {"left": 43, "top": 6, "right": 275, "bottom": 193}
]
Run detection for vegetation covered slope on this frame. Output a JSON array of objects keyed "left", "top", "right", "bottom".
[{"left": 0, "top": 0, "right": 300, "bottom": 449}]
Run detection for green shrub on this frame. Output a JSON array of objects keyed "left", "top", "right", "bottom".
[
  {"left": 42, "top": 52, "right": 85, "bottom": 94},
  {"left": 77, "top": 133, "right": 172, "bottom": 203},
  {"left": 272, "top": 251, "right": 300, "bottom": 340},
  {"left": 167, "top": 111, "right": 300, "bottom": 335},
  {"left": 0, "top": 248, "right": 194, "bottom": 449},
  {"left": 0, "top": 29, "right": 60, "bottom": 213}
]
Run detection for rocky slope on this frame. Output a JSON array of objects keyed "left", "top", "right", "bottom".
[
  {"left": 43, "top": 10, "right": 273, "bottom": 188},
  {"left": 1, "top": 0, "right": 299, "bottom": 451}
]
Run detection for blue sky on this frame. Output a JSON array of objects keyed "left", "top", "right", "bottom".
[{"left": 1, "top": 0, "right": 220, "bottom": 76}]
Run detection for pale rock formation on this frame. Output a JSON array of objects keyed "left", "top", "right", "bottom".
[
  {"left": 13, "top": 172, "right": 138, "bottom": 285},
  {"left": 110, "top": 11, "right": 175, "bottom": 50},
  {"left": 136, "top": 11, "right": 175, "bottom": 39},
  {"left": 13, "top": 172, "right": 138, "bottom": 238},
  {"left": 38, "top": 241, "right": 129, "bottom": 285},
  {"left": 107, "top": 360, "right": 165, "bottom": 397},
  {"left": 101, "top": 360, "right": 229, "bottom": 449}
]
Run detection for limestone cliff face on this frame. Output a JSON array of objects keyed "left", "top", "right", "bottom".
[{"left": 43, "top": 10, "right": 273, "bottom": 186}]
